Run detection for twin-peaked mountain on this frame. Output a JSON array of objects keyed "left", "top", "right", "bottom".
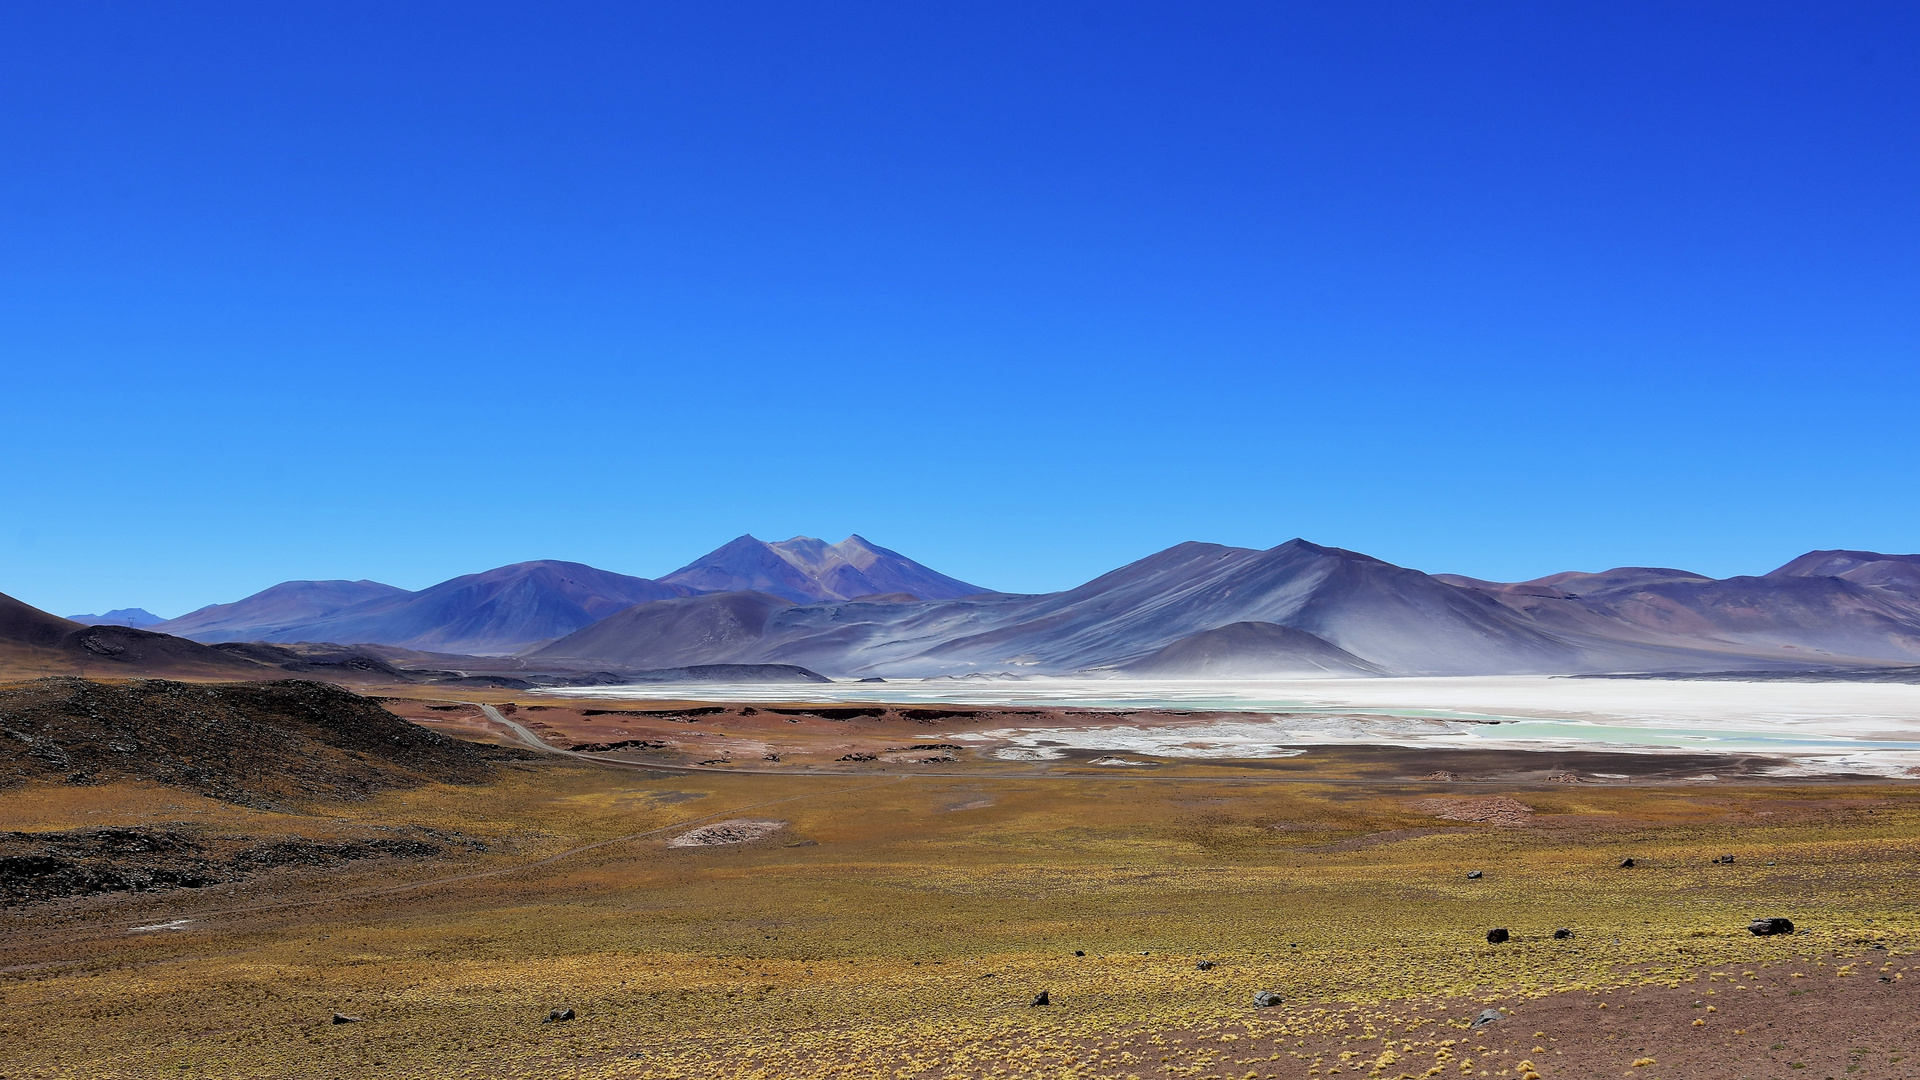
[
  {"left": 58, "top": 536, "right": 1920, "bottom": 677},
  {"left": 660, "top": 535, "right": 984, "bottom": 604}
]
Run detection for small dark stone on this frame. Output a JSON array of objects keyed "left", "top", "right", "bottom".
[
  {"left": 1253, "top": 991, "right": 1283, "bottom": 1008},
  {"left": 1030, "top": 991, "right": 1050, "bottom": 1007},
  {"left": 1196, "top": 960, "right": 1214, "bottom": 970},
  {"left": 1747, "top": 917, "right": 1794, "bottom": 936},
  {"left": 1486, "top": 928, "right": 1510, "bottom": 944},
  {"left": 1553, "top": 928, "right": 1573, "bottom": 940},
  {"left": 1714, "top": 854, "right": 1735, "bottom": 865},
  {"left": 331, "top": 1013, "right": 362, "bottom": 1025},
  {"left": 1471, "top": 1008, "right": 1502, "bottom": 1028},
  {"left": 1073, "top": 950, "right": 1085, "bottom": 957},
  {"left": 1466, "top": 870, "right": 1483, "bottom": 879},
  {"left": 1619, "top": 858, "right": 1635, "bottom": 868},
  {"left": 544, "top": 1007, "right": 575, "bottom": 1022}
]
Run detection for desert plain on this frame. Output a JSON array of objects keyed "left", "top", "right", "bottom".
[{"left": 2, "top": 680, "right": 1917, "bottom": 1080}]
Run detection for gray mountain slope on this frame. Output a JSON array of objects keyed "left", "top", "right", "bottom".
[
  {"left": 155, "top": 580, "right": 411, "bottom": 643},
  {"left": 661, "top": 535, "right": 984, "bottom": 603},
  {"left": 1118, "top": 622, "right": 1383, "bottom": 677},
  {"left": 245, "top": 561, "right": 691, "bottom": 655},
  {"left": 525, "top": 591, "right": 796, "bottom": 669},
  {"left": 1452, "top": 558, "right": 1920, "bottom": 666}
]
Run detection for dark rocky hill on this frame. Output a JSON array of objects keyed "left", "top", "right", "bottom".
[
  {"left": 1, "top": 592, "right": 274, "bottom": 680},
  {"left": 1119, "top": 621, "right": 1384, "bottom": 677},
  {"left": 0, "top": 678, "right": 532, "bottom": 806}
]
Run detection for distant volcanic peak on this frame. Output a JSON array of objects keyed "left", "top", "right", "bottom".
[
  {"left": 1267, "top": 537, "right": 1365, "bottom": 561},
  {"left": 65, "top": 608, "right": 167, "bottom": 627}
]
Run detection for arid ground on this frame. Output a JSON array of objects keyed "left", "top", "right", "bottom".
[{"left": 2, "top": 686, "right": 1917, "bottom": 1079}]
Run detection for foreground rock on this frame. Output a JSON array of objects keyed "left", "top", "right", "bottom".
[
  {"left": 666, "top": 819, "right": 787, "bottom": 848},
  {"left": 1748, "top": 917, "right": 1795, "bottom": 935}
]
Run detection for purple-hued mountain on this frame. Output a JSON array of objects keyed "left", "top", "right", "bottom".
[
  {"left": 660, "top": 535, "right": 985, "bottom": 604},
  {"left": 64, "top": 608, "right": 167, "bottom": 628},
  {"left": 153, "top": 580, "right": 410, "bottom": 643},
  {"left": 530, "top": 541, "right": 1920, "bottom": 678},
  {"left": 223, "top": 561, "right": 692, "bottom": 655}
]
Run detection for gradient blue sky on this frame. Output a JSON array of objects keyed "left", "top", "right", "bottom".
[{"left": 4, "top": 1, "right": 1917, "bottom": 617}]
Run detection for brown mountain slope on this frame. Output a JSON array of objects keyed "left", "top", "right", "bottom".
[{"left": 0, "top": 591, "right": 274, "bottom": 681}]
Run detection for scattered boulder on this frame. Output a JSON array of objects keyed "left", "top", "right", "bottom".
[
  {"left": 1030, "top": 991, "right": 1050, "bottom": 1006},
  {"left": 1073, "top": 950, "right": 1085, "bottom": 957},
  {"left": 1748, "top": 917, "right": 1795, "bottom": 936},
  {"left": 1545, "top": 771, "right": 1582, "bottom": 783},
  {"left": 1423, "top": 771, "right": 1459, "bottom": 781},
  {"left": 1486, "top": 928, "right": 1510, "bottom": 944},
  {"left": 331, "top": 1013, "right": 362, "bottom": 1025},
  {"left": 1196, "top": 960, "right": 1214, "bottom": 971},
  {"left": 1618, "top": 858, "right": 1635, "bottom": 868},
  {"left": 544, "top": 1007, "right": 575, "bottom": 1023},
  {"left": 1471, "top": 1008, "right": 1503, "bottom": 1028},
  {"left": 1714, "top": 854, "right": 1736, "bottom": 865},
  {"left": 1553, "top": 928, "right": 1573, "bottom": 940},
  {"left": 1466, "top": 870, "right": 1483, "bottom": 879},
  {"left": 666, "top": 819, "right": 786, "bottom": 848},
  {"left": 1253, "top": 991, "right": 1283, "bottom": 1008}
]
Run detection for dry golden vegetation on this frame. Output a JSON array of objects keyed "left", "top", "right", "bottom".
[{"left": 3, "top": 707, "right": 1917, "bottom": 1079}]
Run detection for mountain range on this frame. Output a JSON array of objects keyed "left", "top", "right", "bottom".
[
  {"left": 528, "top": 540, "right": 1920, "bottom": 677},
  {"left": 139, "top": 536, "right": 982, "bottom": 655},
  {"left": 21, "top": 537, "right": 1920, "bottom": 680}
]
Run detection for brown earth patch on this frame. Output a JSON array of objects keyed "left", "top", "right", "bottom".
[{"left": 1414, "top": 795, "right": 1536, "bottom": 825}]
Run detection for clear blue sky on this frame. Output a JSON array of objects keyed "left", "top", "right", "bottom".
[{"left": 4, "top": 1, "right": 1917, "bottom": 617}]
